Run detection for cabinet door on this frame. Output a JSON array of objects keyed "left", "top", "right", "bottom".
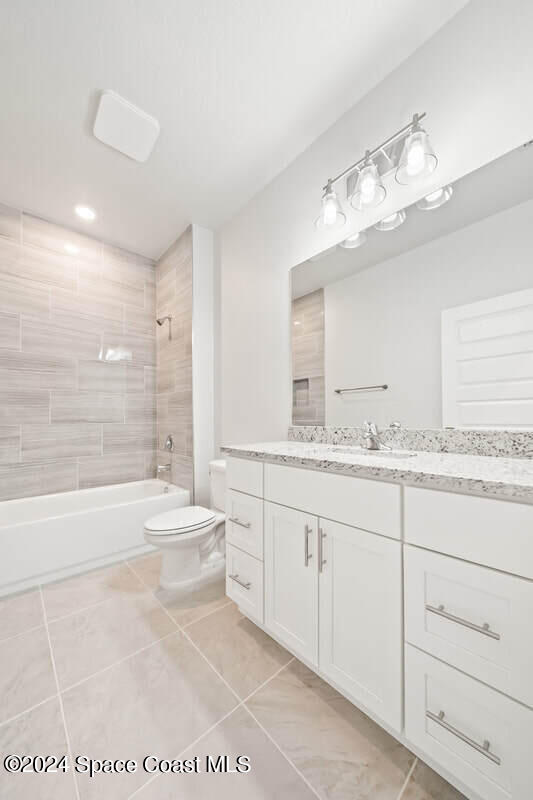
[
  {"left": 264, "top": 502, "right": 318, "bottom": 665},
  {"left": 319, "top": 519, "right": 402, "bottom": 731}
]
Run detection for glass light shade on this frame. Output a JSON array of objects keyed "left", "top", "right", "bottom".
[
  {"left": 374, "top": 209, "right": 406, "bottom": 231},
  {"left": 315, "top": 187, "right": 346, "bottom": 230},
  {"left": 416, "top": 184, "right": 453, "bottom": 211},
  {"left": 395, "top": 129, "right": 438, "bottom": 184},
  {"left": 350, "top": 161, "right": 386, "bottom": 210},
  {"left": 339, "top": 230, "right": 367, "bottom": 249}
]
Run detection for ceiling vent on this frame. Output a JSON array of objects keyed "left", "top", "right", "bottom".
[{"left": 93, "top": 90, "right": 160, "bottom": 163}]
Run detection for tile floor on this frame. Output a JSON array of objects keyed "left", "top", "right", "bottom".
[{"left": 0, "top": 552, "right": 466, "bottom": 799}]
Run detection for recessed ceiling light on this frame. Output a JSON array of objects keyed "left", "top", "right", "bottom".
[
  {"left": 64, "top": 242, "right": 80, "bottom": 255},
  {"left": 75, "top": 205, "right": 96, "bottom": 222}
]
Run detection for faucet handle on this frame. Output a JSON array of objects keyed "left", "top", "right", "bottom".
[{"left": 362, "top": 420, "right": 378, "bottom": 435}]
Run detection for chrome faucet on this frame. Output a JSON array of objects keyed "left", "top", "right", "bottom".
[
  {"left": 362, "top": 421, "right": 391, "bottom": 451},
  {"left": 157, "top": 463, "right": 171, "bottom": 475}
]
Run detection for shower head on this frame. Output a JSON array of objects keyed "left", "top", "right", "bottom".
[{"left": 156, "top": 315, "right": 172, "bottom": 326}]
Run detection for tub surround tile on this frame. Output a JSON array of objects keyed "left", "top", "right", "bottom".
[
  {"left": 78, "top": 452, "right": 146, "bottom": 489},
  {"left": 187, "top": 603, "right": 292, "bottom": 700},
  {"left": 78, "top": 360, "right": 132, "bottom": 394},
  {"left": 102, "top": 422, "right": 156, "bottom": 454},
  {"left": 0, "top": 271, "right": 50, "bottom": 318},
  {"left": 289, "top": 425, "right": 533, "bottom": 459},
  {"left": 102, "top": 330, "right": 155, "bottom": 365},
  {"left": 0, "top": 312, "right": 20, "bottom": 349},
  {"left": 0, "top": 350, "right": 76, "bottom": 391},
  {"left": 21, "top": 318, "right": 101, "bottom": 361},
  {"left": 50, "top": 391, "right": 124, "bottom": 424},
  {"left": 21, "top": 423, "right": 102, "bottom": 461},
  {"left": 170, "top": 453, "right": 194, "bottom": 492},
  {"left": 223, "top": 441, "right": 533, "bottom": 505},
  {"left": 62, "top": 632, "right": 238, "bottom": 800},
  {"left": 51, "top": 288, "right": 123, "bottom": 335},
  {"left": 0, "top": 390, "right": 49, "bottom": 425},
  {"left": 78, "top": 266, "right": 145, "bottom": 309},
  {"left": 402, "top": 761, "right": 466, "bottom": 799},
  {"left": 144, "top": 365, "right": 156, "bottom": 394},
  {"left": 125, "top": 394, "right": 156, "bottom": 423},
  {"left": 0, "top": 460, "right": 78, "bottom": 502},
  {"left": 247, "top": 659, "right": 414, "bottom": 800},
  {"left": 137, "top": 705, "right": 317, "bottom": 800},
  {"left": 124, "top": 305, "right": 156, "bottom": 336},
  {"left": 144, "top": 449, "right": 157, "bottom": 478},
  {"left": 48, "top": 592, "right": 176, "bottom": 689},
  {"left": 0, "top": 697, "right": 77, "bottom": 799},
  {"left": 0, "top": 236, "right": 77, "bottom": 291},
  {"left": 22, "top": 213, "right": 102, "bottom": 264},
  {"left": 0, "top": 627, "right": 56, "bottom": 723},
  {"left": 0, "top": 202, "right": 21, "bottom": 241},
  {"left": 42, "top": 563, "right": 146, "bottom": 621},
  {"left": 0, "top": 426, "right": 20, "bottom": 464},
  {"left": 0, "top": 588, "right": 44, "bottom": 642}
]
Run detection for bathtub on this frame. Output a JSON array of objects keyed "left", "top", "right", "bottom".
[{"left": 0, "top": 480, "right": 190, "bottom": 596}]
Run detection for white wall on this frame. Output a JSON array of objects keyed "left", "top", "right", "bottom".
[
  {"left": 324, "top": 198, "right": 533, "bottom": 429},
  {"left": 219, "top": 1, "right": 533, "bottom": 446}
]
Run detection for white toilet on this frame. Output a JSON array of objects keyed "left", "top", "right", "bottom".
[{"left": 144, "top": 459, "right": 226, "bottom": 590}]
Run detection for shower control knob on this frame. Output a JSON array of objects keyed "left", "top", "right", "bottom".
[{"left": 165, "top": 434, "right": 174, "bottom": 452}]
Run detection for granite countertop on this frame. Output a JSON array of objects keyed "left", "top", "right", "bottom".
[{"left": 221, "top": 441, "right": 533, "bottom": 504}]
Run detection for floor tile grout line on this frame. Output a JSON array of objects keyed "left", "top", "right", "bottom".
[
  {"left": 0, "top": 622, "right": 47, "bottom": 647},
  {"left": 396, "top": 756, "right": 418, "bottom": 800},
  {"left": 243, "top": 704, "right": 322, "bottom": 800},
  {"left": 182, "top": 598, "right": 234, "bottom": 629},
  {"left": 59, "top": 630, "right": 178, "bottom": 695},
  {"left": 39, "top": 586, "right": 81, "bottom": 800},
  {"left": 0, "top": 692, "right": 59, "bottom": 730}
]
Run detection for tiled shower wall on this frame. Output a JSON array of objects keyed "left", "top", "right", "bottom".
[
  {"left": 292, "top": 289, "right": 325, "bottom": 426},
  {"left": 156, "top": 227, "right": 194, "bottom": 496},
  {"left": 0, "top": 203, "right": 157, "bottom": 501}
]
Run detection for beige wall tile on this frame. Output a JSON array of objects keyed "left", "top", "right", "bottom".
[
  {"left": 0, "top": 350, "right": 76, "bottom": 390},
  {"left": 79, "top": 266, "right": 145, "bottom": 308},
  {"left": 102, "top": 423, "right": 156, "bottom": 454},
  {"left": 144, "top": 449, "right": 156, "bottom": 479},
  {"left": 21, "top": 423, "right": 102, "bottom": 461},
  {"left": 78, "top": 360, "right": 127, "bottom": 393},
  {"left": 125, "top": 395, "right": 156, "bottom": 423},
  {"left": 0, "top": 426, "right": 20, "bottom": 464},
  {"left": 0, "top": 390, "right": 50, "bottom": 424},
  {"left": 0, "top": 312, "right": 20, "bottom": 349},
  {"left": 144, "top": 366, "right": 156, "bottom": 394},
  {"left": 170, "top": 452, "right": 194, "bottom": 493},
  {"left": 23, "top": 213, "right": 102, "bottom": 264},
  {"left": 101, "top": 331, "right": 155, "bottom": 365},
  {"left": 78, "top": 452, "right": 146, "bottom": 488},
  {"left": 18, "top": 243, "right": 77, "bottom": 290},
  {"left": 0, "top": 270, "right": 50, "bottom": 318},
  {"left": 0, "top": 203, "right": 21, "bottom": 241},
  {"left": 102, "top": 243, "right": 155, "bottom": 286},
  {"left": 22, "top": 318, "right": 101, "bottom": 361},
  {"left": 124, "top": 305, "right": 156, "bottom": 336},
  {"left": 0, "top": 460, "right": 77, "bottom": 501},
  {"left": 51, "top": 392, "right": 124, "bottom": 423},
  {"left": 51, "top": 287, "right": 123, "bottom": 335}
]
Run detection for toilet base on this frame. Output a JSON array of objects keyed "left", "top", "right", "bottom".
[
  {"left": 145, "top": 519, "right": 226, "bottom": 591},
  {"left": 160, "top": 550, "right": 225, "bottom": 591}
]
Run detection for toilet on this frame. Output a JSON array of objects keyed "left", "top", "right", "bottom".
[{"left": 144, "top": 459, "right": 226, "bottom": 590}]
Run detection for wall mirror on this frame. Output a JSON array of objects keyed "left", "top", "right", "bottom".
[{"left": 290, "top": 144, "right": 533, "bottom": 431}]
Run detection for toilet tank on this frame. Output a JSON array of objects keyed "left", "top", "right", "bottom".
[{"left": 209, "top": 459, "right": 226, "bottom": 511}]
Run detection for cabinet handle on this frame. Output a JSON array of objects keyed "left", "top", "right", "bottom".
[
  {"left": 425, "top": 603, "right": 500, "bottom": 641},
  {"left": 229, "top": 573, "right": 251, "bottom": 590},
  {"left": 318, "top": 527, "right": 327, "bottom": 573},
  {"left": 228, "top": 516, "right": 251, "bottom": 529},
  {"left": 304, "top": 524, "right": 313, "bottom": 566},
  {"left": 426, "top": 710, "right": 501, "bottom": 766}
]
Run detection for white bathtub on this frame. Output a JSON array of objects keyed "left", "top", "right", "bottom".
[{"left": 0, "top": 480, "right": 190, "bottom": 596}]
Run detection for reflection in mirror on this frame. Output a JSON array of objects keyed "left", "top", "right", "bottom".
[{"left": 291, "top": 143, "right": 533, "bottom": 431}]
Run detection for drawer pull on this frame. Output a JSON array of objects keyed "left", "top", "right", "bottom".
[
  {"left": 304, "top": 524, "right": 313, "bottom": 566},
  {"left": 425, "top": 603, "right": 501, "bottom": 641},
  {"left": 426, "top": 710, "right": 501, "bottom": 766},
  {"left": 228, "top": 517, "right": 251, "bottom": 529},
  {"left": 229, "top": 573, "right": 251, "bottom": 590}
]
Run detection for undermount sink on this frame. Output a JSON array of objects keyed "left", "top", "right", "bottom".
[{"left": 327, "top": 445, "right": 417, "bottom": 460}]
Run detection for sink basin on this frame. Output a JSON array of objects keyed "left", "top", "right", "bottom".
[{"left": 328, "top": 445, "right": 417, "bottom": 460}]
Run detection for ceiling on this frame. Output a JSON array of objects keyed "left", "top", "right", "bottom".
[
  {"left": 0, "top": 0, "right": 467, "bottom": 258},
  {"left": 292, "top": 142, "right": 533, "bottom": 298}
]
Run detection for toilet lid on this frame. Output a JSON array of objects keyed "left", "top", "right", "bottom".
[{"left": 145, "top": 505, "right": 216, "bottom": 535}]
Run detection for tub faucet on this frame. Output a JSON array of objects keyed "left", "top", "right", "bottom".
[
  {"left": 157, "top": 463, "right": 171, "bottom": 475},
  {"left": 362, "top": 421, "right": 391, "bottom": 451}
]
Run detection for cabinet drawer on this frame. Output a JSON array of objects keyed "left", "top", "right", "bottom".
[
  {"left": 226, "top": 490, "right": 263, "bottom": 560},
  {"left": 226, "top": 544, "right": 263, "bottom": 624},
  {"left": 404, "top": 487, "right": 533, "bottom": 579},
  {"left": 226, "top": 456, "right": 263, "bottom": 497},
  {"left": 405, "top": 546, "right": 533, "bottom": 707},
  {"left": 405, "top": 645, "right": 533, "bottom": 800},
  {"left": 264, "top": 463, "right": 401, "bottom": 538}
]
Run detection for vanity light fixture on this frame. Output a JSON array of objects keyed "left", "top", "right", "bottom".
[
  {"left": 314, "top": 180, "right": 346, "bottom": 230},
  {"left": 340, "top": 230, "right": 367, "bottom": 249},
  {"left": 416, "top": 184, "right": 453, "bottom": 211},
  {"left": 374, "top": 209, "right": 406, "bottom": 231},
  {"left": 64, "top": 242, "right": 80, "bottom": 255},
  {"left": 315, "top": 112, "right": 438, "bottom": 228},
  {"left": 395, "top": 114, "right": 438, "bottom": 184},
  {"left": 75, "top": 204, "right": 96, "bottom": 222}
]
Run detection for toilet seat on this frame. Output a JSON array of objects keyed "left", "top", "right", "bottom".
[{"left": 144, "top": 505, "right": 216, "bottom": 536}]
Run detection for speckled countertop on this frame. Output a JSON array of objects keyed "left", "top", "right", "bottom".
[{"left": 221, "top": 441, "right": 533, "bottom": 504}]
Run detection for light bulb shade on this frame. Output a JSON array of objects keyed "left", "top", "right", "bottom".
[
  {"left": 340, "top": 230, "right": 367, "bottom": 249},
  {"left": 349, "top": 161, "right": 386, "bottom": 210},
  {"left": 374, "top": 209, "right": 406, "bottom": 231},
  {"left": 315, "top": 187, "right": 346, "bottom": 230},
  {"left": 416, "top": 184, "right": 453, "bottom": 211},
  {"left": 395, "top": 129, "right": 438, "bottom": 184}
]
